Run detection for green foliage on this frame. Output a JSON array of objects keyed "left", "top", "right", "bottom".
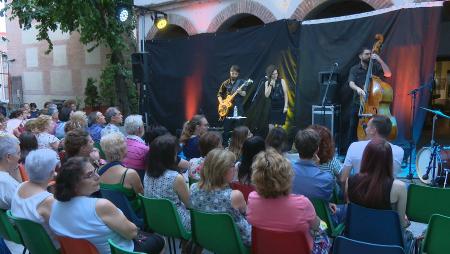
[
  {"left": 3, "top": 0, "right": 137, "bottom": 114},
  {"left": 84, "top": 78, "right": 99, "bottom": 107}
]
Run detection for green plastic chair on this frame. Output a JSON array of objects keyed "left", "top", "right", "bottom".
[
  {"left": 406, "top": 184, "right": 450, "bottom": 224},
  {"left": 188, "top": 177, "right": 199, "bottom": 186},
  {"left": 190, "top": 209, "right": 250, "bottom": 254},
  {"left": 108, "top": 239, "right": 145, "bottom": 254},
  {"left": 94, "top": 142, "right": 106, "bottom": 160},
  {"left": 6, "top": 210, "right": 60, "bottom": 254},
  {"left": 310, "top": 198, "right": 345, "bottom": 237},
  {"left": 0, "top": 209, "right": 22, "bottom": 244},
  {"left": 139, "top": 195, "right": 191, "bottom": 254},
  {"left": 421, "top": 214, "right": 450, "bottom": 254}
]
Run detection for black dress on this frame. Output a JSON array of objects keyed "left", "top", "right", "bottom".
[{"left": 269, "top": 79, "right": 286, "bottom": 125}]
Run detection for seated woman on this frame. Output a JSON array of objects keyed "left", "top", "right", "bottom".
[
  {"left": 308, "top": 125, "right": 341, "bottom": 181},
  {"left": 345, "top": 138, "right": 409, "bottom": 228},
  {"left": 236, "top": 136, "right": 265, "bottom": 184},
  {"left": 228, "top": 126, "right": 251, "bottom": 160},
  {"left": 99, "top": 133, "right": 143, "bottom": 211},
  {"left": 122, "top": 115, "right": 148, "bottom": 181},
  {"left": 11, "top": 149, "right": 60, "bottom": 248},
  {"left": 190, "top": 148, "right": 251, "bottom": 246},
  {"left": 18, "top": 131, "right": 38, "bottom": 181},
  {"left": 188, "top": 131, "right": 222, "bottom": 181},
  {"left": 145, "top": 134, "right": 190, "bottom": 231},
  {"left": 180, "top": 115, "right": 209, "bottom": 160},
  {"left": 34, "top": 115, "right": 60, "bottom": 151},
  {"left": 49, "top": 157, "right": 164, "bottom": 254},
  {"left": 265, "top": 126, "right": 289, "bottom": 154},
  {"left": 247, "top": 149, "right": 327, "bottom": 251}
]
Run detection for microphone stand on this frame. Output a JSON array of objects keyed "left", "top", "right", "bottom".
[{"left": 320, "top": 64, "right": 337, "bottom": 127}]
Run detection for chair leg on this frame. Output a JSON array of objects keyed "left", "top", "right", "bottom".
[
  {"left": 171, "top": 237, "right": 177, "bottom": 254},
  {"left": 168, "top": 237, "right": 173, "bottom": 254},
  {"left": 22, "top": 247, "right": 27, "bottom": 254}
]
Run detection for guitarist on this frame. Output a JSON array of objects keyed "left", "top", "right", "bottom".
[
  {"left": 217, "top": 65, "right": 247, "bottom": 117},
  {"left": 347, "top": 47, "right": 391, "bottom": 146}
]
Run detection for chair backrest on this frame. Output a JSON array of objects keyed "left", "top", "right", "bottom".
[
  {"left": 6, "top": 210, "right": 59, "bottom": 254},
  {"left": 188, "top": 177, "right": 198, "bottom": 186},
  {"left": 333, "top": 236, "right": 405, "bottom": 254},
  {"left": 406, "top": 184, "right": 450, "bottom": 224},
  {"left": 100, "top": 188, "right": 143, "bottom": 228},
  {"left": 422, "top": 214, "right": 450, "bottom": 254},
  {"left": 229, "top": 182, "right": 255, "bottom": 203},
  {"left": 94, "top": 142, "right": 106, "bottom": 159},
  {"left": 346, "top": 203, "right": 404, "bottom": 247},
  {"left": 0, "top": 209, "right": 22, "bottom": 244},
  {"left": 108, "top": 239, "right": 145, "bottom": 254},
  {"left": 251, "top": 226, "right": 310, "bottom": 254},
  {"left": 190, "top": 209, "right": 248, "bottom": 254},
  {"left": 57, "top": 236, "right": 99, "bottom": 254},
  {"left": 139, "top": 195, "right": 190, "bottom": 240}
]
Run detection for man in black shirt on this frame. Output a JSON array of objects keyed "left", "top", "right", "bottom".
[
  {"left": 217, "top": 65, "right": 246, "bottom": 116},
  {"left": 347, "top": 47, "right": 391, "bottom": 144}
]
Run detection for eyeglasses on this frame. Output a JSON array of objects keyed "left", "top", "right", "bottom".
[{"left": 82, "top": 170, "right": 99, "bottom": 179}]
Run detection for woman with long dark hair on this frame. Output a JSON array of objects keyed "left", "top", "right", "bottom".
[{"left": 345, "top": 138, "right": 409, "bottom": 228}]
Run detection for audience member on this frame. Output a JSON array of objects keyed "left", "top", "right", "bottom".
[
  {"left": 0, "top": 114, "right": 7, "bottom": 135},
  {"left": 180, "top": 114, "right": 209, "bottom": 160},
  {"left": 346, "top": 138, "right": 409, "bottom": 228},
  {"left": 50, "top": 157, "right": 164, "bottom": 254},
  {"left": 18, "top": 131, "right": 38, "bottom": 181},
  {"left": 341, "top": 115, "right": 404, "bottom": 183},
  {"left": 6, "top": 109, "right": 25, "bottom": 137},
  {"left": 29, "top": 103, "right": 39, "bottom": 118},
  {"left": 21, "top": 103, "right": 31, "bottom": 119},
  {"left": 63, "top": 129, "right": 100, "bottom": 169},
  {"left": 190, "top": 148, "right": 251, "bottom": 246},
  {"left": 188, "top": 131, "right": 222, "bottom": 180},
  {"left": 87, "top": 111, "right": 106, "bottom": 143},
  {"left": 62, "top": 99, "right": 77, "bottom": 112},
  {"left": 247, "top": 149, "right": 325, "bottom": 251},
  {"left": 101, "top": 107, "right": 123, "bottom": 137},
  {"left": 99, "top": 133, "right": 143, "bottom": 211},
  {"left": 291, "top": 129, "right": 334, "bottom": 200},
  {"left": 11, "top": 149, "right": 59, "bottom": 248},
  {"left": 0, "top": 135, "right": 21, "bottom": 209},
  {"left": 265, "top": 126, "right": 289, "bottom": 154},
  {"left": 237, "top": 136, "right": 265, "bottom": 185},
  {"left": 55, "top": 107, "right": 73, "bottom": 139},
  {"left": 145, "top": 134, "right": 190, "bottom": 231},
  {"left": 309, "top": 124, "right": 342, "bottom": 194},
  {"left": 64, "top": 111, "right": 88, "bottom": 133},
  {"left": 228, "top": 126, "right": 251, "bottom": 160},
  {"left": 122, "top": 115, "right": 148, "bottom": 180},
  {"left": 34, "top": 115, "right": 60, "bottom": 151}
]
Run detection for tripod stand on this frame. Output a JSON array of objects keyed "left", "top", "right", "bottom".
[{"left": 420, "top": 113, "right": 439, "bottom": 186}]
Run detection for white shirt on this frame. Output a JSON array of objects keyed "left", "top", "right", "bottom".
[
  {"left": 0, "top": 171, "right": 19, "bottom": 209},
  {"left": 6, "top": 119, "right": 23, "bottom": 135},
  {"left": 343, "top": 140, "right": 404, "bottom": 176},
  {"left": 36, "top": 132, "right": 59, "bottom": 150}
]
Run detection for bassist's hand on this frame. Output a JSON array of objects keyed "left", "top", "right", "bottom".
[{"left": 356, "top": 87, "right": 366, "bottom": 97}]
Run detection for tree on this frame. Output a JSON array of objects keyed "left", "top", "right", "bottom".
[
  {"left": 84, "top": 77, "right": 99, "bottom": 108},
  {"left": 3, "top": 0, "right": 137, "bottom": 115}
]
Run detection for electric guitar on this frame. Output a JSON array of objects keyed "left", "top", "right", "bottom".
[{"left": 218, "top": 79, "right": 253, "bottom": 121}]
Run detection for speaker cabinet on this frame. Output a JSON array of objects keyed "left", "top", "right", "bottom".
[{"left": 131, "top": 53, "right": 151, "bottom": 83}]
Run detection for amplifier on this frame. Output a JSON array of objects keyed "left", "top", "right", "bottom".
[{"left": 312, "top": 105, "right": 341, "bottom": 152}]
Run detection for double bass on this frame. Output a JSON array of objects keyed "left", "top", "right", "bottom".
[{"left": 357, "top": 34, "right": 398, "bottom": 140}]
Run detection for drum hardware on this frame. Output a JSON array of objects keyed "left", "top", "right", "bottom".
[{"left": 416, "top": 107, "right": 450, "bottom": 187}]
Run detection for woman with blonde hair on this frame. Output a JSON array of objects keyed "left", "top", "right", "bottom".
[
  {"left": 247, "top": 149, "right": 328, "bottom": 251},
  {"left": 34, "top": 115, "right": 60, "bottom": 150},
  {"left": 228, "top": 126, "right": 251, "bottom": 160},
  {"left": 64, "top": 111, "right": 88, "bottom": 133},
  {"left": 190, "top": 148, "right": 251, "bottom": 246}
]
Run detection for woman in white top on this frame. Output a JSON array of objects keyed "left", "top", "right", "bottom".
[
  {"left": 34, "top": 115, "right": 60, "bottom": 151},
  {"left": 49, "top": 157, "right": 164, "bottom": 254},
  {"left": 10, "top": 149, "right": 59, "bottom": 248}
]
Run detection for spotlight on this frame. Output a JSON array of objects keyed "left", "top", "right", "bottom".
[
  {"left": 155, "top": 15, "right": 168, "bottom": 30},
  {"left": 116, "top": 6, "right": 131, "bottom": 23}
]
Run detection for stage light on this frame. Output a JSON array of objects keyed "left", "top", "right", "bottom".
[
  {"left": 116, "top": 6, "right": 131, "bottom": 23},
  {"left": 155, "top": 15, "right": 168, "bottom": 30}
]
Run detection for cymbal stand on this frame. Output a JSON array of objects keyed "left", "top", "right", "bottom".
[{"left": 406, "top": 89, "right": 418, "bottom": 180}]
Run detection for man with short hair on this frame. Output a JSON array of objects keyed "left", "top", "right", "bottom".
[
  {"left": 217, "top": 65, "right": 247, "bottom": 117},
  {"left": 340, "top": 115, "right": 404, "bottom": 184},
  {"left": 101, "top": 107, "right": 124, "bottom": 137},
  {"left": 291, "top": 129, "right": 334, "bottom": 201}
]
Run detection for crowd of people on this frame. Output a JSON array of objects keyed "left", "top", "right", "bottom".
[{"left": 0, "top": 100, "right": 415, "bottom": 254}]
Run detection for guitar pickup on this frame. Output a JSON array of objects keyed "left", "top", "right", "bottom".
[{"left": 358, "top": 113, "right": 373, "bottom": 118}]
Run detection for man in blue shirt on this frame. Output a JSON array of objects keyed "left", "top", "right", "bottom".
[{"left": 291, "top": 129, "right": 334, "bottom": 201}]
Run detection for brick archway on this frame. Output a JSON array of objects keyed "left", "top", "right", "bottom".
[
  {"left": 207, "top": 0, "right": 276, "bottom": 33},
  {"left": 146, "top": 13, "right": 197, "bottom": 40},
  {"left": 291, "top": 0, "right": 394, "bottom": 20}
]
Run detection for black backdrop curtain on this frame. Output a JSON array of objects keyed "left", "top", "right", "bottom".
[
  {"left": 145, "top": 20, "right": 299, "bottom": 133},
  {"left": 297, "top": 4, "right": 442, "bottom": 150}
]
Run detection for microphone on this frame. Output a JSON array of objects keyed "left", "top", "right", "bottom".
[{"left": 333, "top": 62, "right": 339, "bottom": 67}]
